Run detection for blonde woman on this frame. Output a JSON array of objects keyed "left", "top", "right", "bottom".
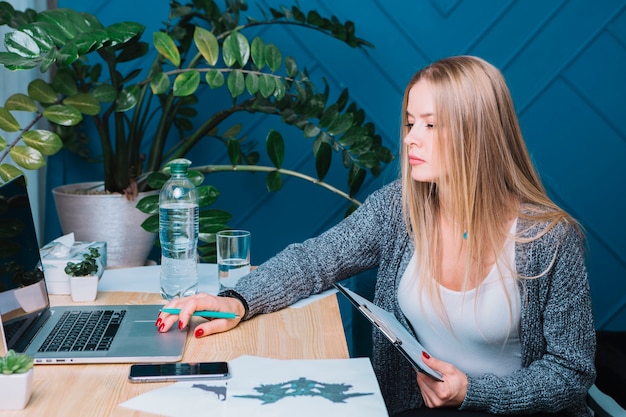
[{"left": 158, "top": 56, "right": 596, "bottom": 417}]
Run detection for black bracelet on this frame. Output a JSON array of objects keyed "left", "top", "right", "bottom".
[{"left": 218, "top": 289, "right": 250, "bottom": 318}]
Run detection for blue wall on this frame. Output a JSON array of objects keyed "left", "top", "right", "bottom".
[{"left": 50, "top": 0, "right": 626, "bottom": 331}]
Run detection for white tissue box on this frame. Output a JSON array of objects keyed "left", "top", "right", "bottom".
[{"left": 40, "top": 240, "right": 107, "bottom": 295}]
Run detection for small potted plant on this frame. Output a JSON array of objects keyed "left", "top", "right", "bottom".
[
  {"left": 65, "top": 247, "right": 102, "bottom": 302},
  {"left": 0, "top": 350, "right": 34, "bottom": 410}
]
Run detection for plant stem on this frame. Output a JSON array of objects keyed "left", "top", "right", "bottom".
[{"left": 194, "top": 164, "right": 361, "bottom": 206}]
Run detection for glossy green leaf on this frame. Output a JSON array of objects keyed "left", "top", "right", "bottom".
[
  {"left": 245, "top": 73, "right": 259, "bottom": 94},
  {"left": 42, "top": 104, "right": 83, "bottom": 126},
  {"left": 265, "top": 170, "right": 282, "bottom": 192},
  {"left": 302, "top": 94, "right": 326, "bottom": 119},
  {"left": 107, "top": 21, "right": 145, "bottom": 47},
  {"left": 0, "top": 51, "right": 39, "bottom": 70},
  {"left": 140, "top": 214, "right": 159, "bottom": 233},
  {"left": 338, "top": 126, "right": 366, "bottom": 146},
  {"left": 150, "top": 72, "right": 170, "bottom": 94},
  {"left": 173, "top": 70, "right": 200, "bottom": 97},
  {"left": 114, "top": 85, "right": 140, "bottom": 112},
  {"left": 194, "top": 26, "right": 219, "bottom": 66},
  {"left": 187, "top": 170, "right": 205, "bottom": 187},
  {"left": 63, "top": 93, "right": 101, "bottom": 116},
  {"left": 4, "top": 30, "right": 40, "bottom": 58},
  {"left": 199, "top": 209, "right": 231, "bottom": 224},
  {"left": 265, "top": 44, "right": 281, "bottom": 72},
  {"left": 223, "top": 31, "right": 249, "bottom": 67},
  {"left": 0, "top": 135, "right": 5, "bottom": 151},
  {"left": 117, "top": 40, "right": 149, "bottom": 63},
  {"left": 358, "top": 152, "right": 379, "bottom": 169},
  {"left": 292, "top": 6, "right": 306, "bottom": 22},
  {"left": 5, "top": 94, "right": 37, "bottom": 112},
  {"left": 285, "top": 56, "right": 298, "bottom": 77},
  {"left": 319, "top": 104, "right": 338, "bottom": 128},
  {"left": 39, "top": 48, "right": 56, "bottom": 73},
  {"left": 0, "top": 164, "right": 25, "bottom": 183},
  {"left": 348, "top": 163, "right": 366, "bottom": 196},
  {"left": 36, "top": 10, "right": 75, "bottom": 43},
  {"left": 273, "top": 79, "right": 286, "bottom": 100},
  {"left": 52, "top": 69, "right": 78, "bottom": 96},
  {"left": 377, "top": 145, "right": 395, "bottom": 164},
  {"left": 303, "top": 123, "right": 321, "bottom": 138},
  {"left": 250, "top": 37, "right": 265, "bottom": 69},
  {"left": 266, "top": 129, "right": 284, "bottom": 168},
  {"left": 136, "top": 194, "right": 159, "bottom": 215},
  {"left": 227, "top": 138, "right": 241, "bottom": 164},
  {"left": 27, "top": 79, "right": 57, "bottom": 104},
  {"left": 69, "top": 32, "right": 99, "bottom": 55},
  {"left": 0, "top": 108, "right": 20, "bottom": 132},
  {"left": 30, "top": 19, "right": 72, "bottom": 46},
  {"left": 153, "top": 31, "right": 180, "bottom": 67},
  {"left": 314, "top": 140, "right": 332, "bottom": 181},
  {"left": 258, "top": 74, "right": 275, "bottom": 98},
  {"left": 145, "top": 171, "right": 169, "bottom": 189},
  {"left": 9, "top": 145, "right": 45, "bottom": 170},
  {"left": 197, "top": 185, "right": 220, "bottom": 206},
  {"left": 16, "top": 23, "right": 55, "bottom": 52},
  {"left": 92, "top": 85, "right": 117, "bottom": 103},
  {"left": 55, "top": 43, "right": 80, "bottom": 68},
  {"left": 227, "top": 70, "right": 245, "bottom": 98},
  {"left": 21, "top": 129, "right": 63, "bottom": 156},
  {"left": 336, "top": 88, "right": 349, "bottom": 112},
  {"left": 328, "top": 113, "right": 352, "bottom": 136},
  {"left": 206, "top": 69, "right": 225, "bottom": 88}
]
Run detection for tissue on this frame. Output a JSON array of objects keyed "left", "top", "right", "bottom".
[{"left": 40, "top": 233, "right": 107, "bottom": 295}]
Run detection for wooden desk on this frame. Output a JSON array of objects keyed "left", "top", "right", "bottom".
[{"left": 5, "top": 291, "right": 349, "bottom": 416}]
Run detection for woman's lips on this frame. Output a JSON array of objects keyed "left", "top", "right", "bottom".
[{"left": 408, "top": 155, "right": 424, "bottom": 165}]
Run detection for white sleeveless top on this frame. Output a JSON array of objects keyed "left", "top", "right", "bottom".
[{"left": 398, "top": 221, "right": 522, "bottom": 378}]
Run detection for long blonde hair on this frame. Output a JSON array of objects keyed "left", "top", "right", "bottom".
[{"left": 400, "top": 56, "right": 577, "bottom": 302}]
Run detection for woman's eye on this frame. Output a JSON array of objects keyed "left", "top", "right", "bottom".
[
  {"left": 426, "top": 123, "right": 436, "bottom": 129},
  {"left": 405, "top": 123, "right": 414, "bottom": 129}
]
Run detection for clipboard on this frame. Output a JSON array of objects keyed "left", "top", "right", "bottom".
[{"left": 334, "top": 283, "right": 443, "bottom": 381}]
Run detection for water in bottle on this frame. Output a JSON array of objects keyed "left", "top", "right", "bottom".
[{"left": 159, "top": 159, "right": 199, "bottom": 300}]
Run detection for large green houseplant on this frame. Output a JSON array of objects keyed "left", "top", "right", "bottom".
[{"left": 0, "top": 1, "right": 393, "bottom": 263}]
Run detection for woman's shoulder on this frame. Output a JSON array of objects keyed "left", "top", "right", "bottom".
[{"left": 516, "top": 204, "right": 585, "bottom": 255}]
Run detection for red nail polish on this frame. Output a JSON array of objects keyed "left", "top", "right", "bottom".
[
  {"left": 155, "top": 317, "right": 162, "bottom": 327},
  {"left": 195, "top": 328, "right": 204, "bottom": 338},
  {"left": 178, "top": 320, "right": 183, "bottom": 330},
  {"left": 422, "top": 351, "right": 431, "bottom": 359},
  {"left": 159, "top": 323, "right": 165, "bottom": 332}
]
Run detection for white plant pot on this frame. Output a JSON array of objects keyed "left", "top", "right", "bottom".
[
  {"left": 53, "top": 182, "right": 157, "bottom": 268},
  {"left": 70, "top": 275, "right": 99, "bottom": 302},
  {"left": 0, "top": 368, "right": 34, "bottom": 410}
]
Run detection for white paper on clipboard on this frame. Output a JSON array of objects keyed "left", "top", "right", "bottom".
[{"left": 334, "top": 283, "right": 443, "bottom": 381}]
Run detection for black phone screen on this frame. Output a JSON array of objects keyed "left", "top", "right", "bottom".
[{"left": 129, "top": 362, "right": 229, "bottom": 381}]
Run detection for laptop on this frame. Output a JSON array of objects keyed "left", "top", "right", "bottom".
[{"left": 0, "top": 175, "right": 187, "bottom": 364}]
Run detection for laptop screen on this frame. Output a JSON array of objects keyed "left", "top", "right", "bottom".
[{"left": 0, "top": 175, "right": 50, "bottom": 351}]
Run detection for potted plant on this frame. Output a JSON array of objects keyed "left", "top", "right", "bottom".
[
  {"left": 0, "top": 1, "right": 393, "bottom": 265},
  {"left": 65, "top": 247, "right": 101, "bottom": 301},
  {"left": 0, "top": 349, "right": 34, "bottom": 410}
]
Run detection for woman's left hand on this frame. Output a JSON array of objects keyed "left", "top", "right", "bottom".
[{"left": 417, "top": 352, "right": 468, "bottom": 408}]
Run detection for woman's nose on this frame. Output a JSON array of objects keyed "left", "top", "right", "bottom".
[{"left": 404, "top": 127, "right": 423, "bottom": 148}]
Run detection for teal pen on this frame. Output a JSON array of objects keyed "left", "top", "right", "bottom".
[{"left": 160, "top": 308, "right": 239, "bottom": 319}]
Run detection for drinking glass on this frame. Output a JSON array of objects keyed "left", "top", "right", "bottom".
[{"left": 216, "top": 230, "right": 251, "bottom": 289}]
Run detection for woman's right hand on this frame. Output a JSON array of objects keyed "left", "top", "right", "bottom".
[{"left": 155, "top": 293, "right": 245, "bottom": 338}]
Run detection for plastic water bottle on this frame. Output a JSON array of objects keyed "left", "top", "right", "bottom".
[{"left": 159, "top": 158, "right": 199, "bottom": 300}]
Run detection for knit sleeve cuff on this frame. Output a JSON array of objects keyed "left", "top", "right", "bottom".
[{"left": 217, "top": 289, "right": 250, "bottom": 319}]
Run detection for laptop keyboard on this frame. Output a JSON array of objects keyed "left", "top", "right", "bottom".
[{"left": 38, "top": 310, "right": 127, "bottom": 352}]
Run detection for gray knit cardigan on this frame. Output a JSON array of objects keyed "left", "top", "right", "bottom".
[{"left": 228, "top": 180, "right": 596, "bottom": 416}]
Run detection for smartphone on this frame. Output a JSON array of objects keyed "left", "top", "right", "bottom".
[{"left": 128, "top": 362, "right": 230, "bottom": 383}]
